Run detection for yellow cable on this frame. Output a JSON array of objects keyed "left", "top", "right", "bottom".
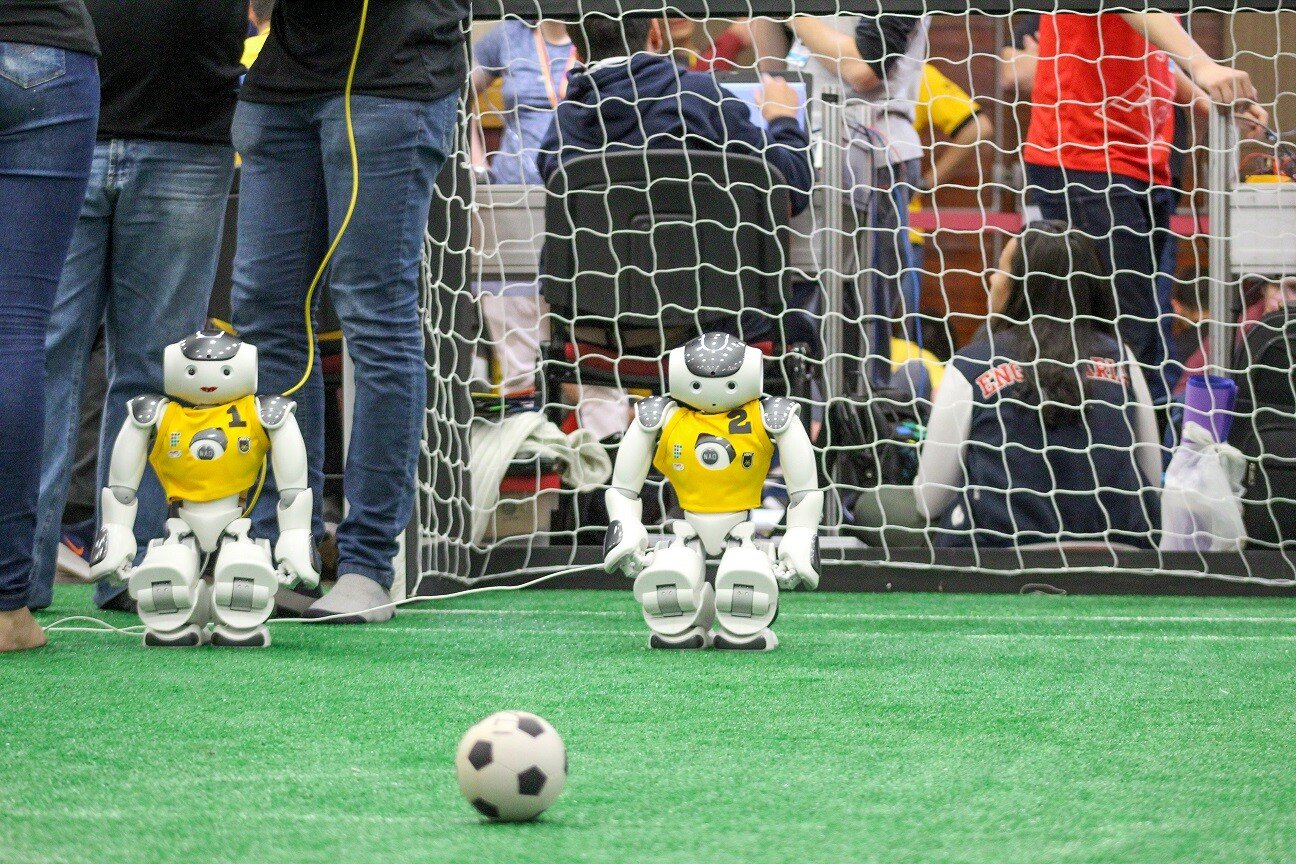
[
  {"left": 244, "top": 0, "right": 368, "bottom": 518},
  {"left": 283, "top": 0, "right": 368, "bottom": 399}
]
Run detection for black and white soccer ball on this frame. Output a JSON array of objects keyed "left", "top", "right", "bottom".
[{"left": 455, "top": 711, "right": 567, "bottom": 822}]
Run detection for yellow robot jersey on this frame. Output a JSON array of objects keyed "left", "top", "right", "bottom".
[
  {"left": 148, "top": 395, "right": 270, "bottom": 504},
  {"left": 651, "top": 400, "right": 775, "bottom": 513}
]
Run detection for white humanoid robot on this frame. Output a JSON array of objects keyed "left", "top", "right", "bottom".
[
  {"left": 88, "top": 330, "right": 319, "bottom": 648},
  {"left": 603, "top": 333, "right": 823, "bottom": 650}
]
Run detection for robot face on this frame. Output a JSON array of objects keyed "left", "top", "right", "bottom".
[
  {"left": 668, "top": 333, "right": 762, "bottom": 412},
  {"left": 163, "top": 330, "right": 258, "bottom": 406}
]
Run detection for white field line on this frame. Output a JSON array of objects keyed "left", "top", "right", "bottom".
[
  {"left": 357, "top": 626, "right": 1296, "bottom": 642},
  {"left": 398, "top": 608, "right": 1296, "bottom": 626}
]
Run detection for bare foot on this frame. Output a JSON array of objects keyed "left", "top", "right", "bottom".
[{"left": 0, "top": 607, "right": 47, "bottom": 653}]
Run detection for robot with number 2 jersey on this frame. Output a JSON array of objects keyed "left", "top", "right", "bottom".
[
  {"left": 603, "top": 333, "right": 823, "bottom": 651},
  {"left": 88, "top": 330, "right": 319, "bottom": 648}
]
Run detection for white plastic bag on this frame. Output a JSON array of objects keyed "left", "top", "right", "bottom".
[{"left": 1159, "top": 422, "right": 1248, "bottom": 552}]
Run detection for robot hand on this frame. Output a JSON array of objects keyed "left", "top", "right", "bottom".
[
  {"left": 88, "top": 524, "right": 138, "bottom": 584},
  {"left": 274, "top": 528, "right": 320, "bottom": 590},
  {"left": 604, "top": 519, "right": 651, "bottom": 578},
  {"left": 775, "top": 526, "right": 820, "bottom": 591}
]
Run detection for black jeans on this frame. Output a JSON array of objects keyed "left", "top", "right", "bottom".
[{"left": 1026, "top": 164, "right": 1175, "bottom": 403}]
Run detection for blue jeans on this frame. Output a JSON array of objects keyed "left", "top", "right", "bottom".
[
  {"left": 28, "top": 140, "right": 235, "bottom": 610},
  {"left": 1027, "top": 164, "right": 1174, "bottom": 404},
  {"left": 231, "top": 93, "right": 457, "bottom": 589},
  {"left": 0, "top": 44, "right": 98, "bottom": 612}
]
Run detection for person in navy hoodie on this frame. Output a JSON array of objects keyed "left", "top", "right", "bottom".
[
  {"left": 537, "top": 16, "right": 812, "bottom": 217},
  {"left": 914, "top": 221, "right": 1162, "bottom": 549}
]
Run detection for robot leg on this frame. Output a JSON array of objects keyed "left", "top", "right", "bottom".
[
  {"left": 210, "top": 518, "right": 280, "bottom": 648},
  {"left": 128, "top": 518, "right": 210, "bottom": 647},
  {"left": 713, "top": 536, "right": 780, "bottom": 652},
  {"left": 632, "top": 523, "right": 715, "bottom": 649}
]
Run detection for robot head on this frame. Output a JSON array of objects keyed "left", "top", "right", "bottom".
[
  {"left": 668, "top": 333, "right": 762, "bottom": 412},
  {"left": 163, "top": 330, "right": 257, "bottom": 407}
]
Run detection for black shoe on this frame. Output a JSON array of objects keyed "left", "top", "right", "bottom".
[
  {"left": 211, "top": 626, "right": 270, "bottom": 648},
  {"left": 712, "top": 629, "right": 778, "bottom": 651},
  {"left": 648, "top": 626, "right": 711, "bottom": 650}
]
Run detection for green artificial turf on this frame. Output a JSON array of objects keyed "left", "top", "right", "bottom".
[{"left": 4, "top": 585, "right": 1296, "bottom": 864}]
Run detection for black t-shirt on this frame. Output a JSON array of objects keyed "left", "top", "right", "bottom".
[
  {"left": 0, "top": 0, "right": 97, "bottom": 56},
  {"left": 242, "top": 0, "right": 468, "bottom": 105},
  {"left": 88, "top": 0, "right": 245, "bottom": 145}
]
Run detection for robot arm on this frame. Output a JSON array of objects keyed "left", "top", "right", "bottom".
[
  {"left": 259, "top": 396, "right": 319, "bottom": 589},
  {"left": 603, "top": 396, "right": 674, "bottom": 577},
  {"left": 90, "top": 395, "right": 167, "bottom": 582},
  {"left": 763, "top": 398, "right": 823, "bottom": 590}
]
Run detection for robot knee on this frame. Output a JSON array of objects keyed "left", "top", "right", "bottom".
[
  {"left": 714, "top": 545, "right": 779, "bottom": 640},
  {"left": 129, "top": 540, "right": 204, "bottom": 633},
  {"left": 211, "top": 536, "right": 278, "bottom": 631},
  {"left": 633, "top": 545, "right": 714, "bottom": 636}
]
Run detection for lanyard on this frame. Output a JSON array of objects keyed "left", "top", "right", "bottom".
[{"left": 534, "top": 27, "right": 576, "bottom": 109}]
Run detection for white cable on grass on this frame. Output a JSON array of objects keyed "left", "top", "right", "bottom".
[{"left": 42, "top": 566, "right": 600, "bottom": 636}]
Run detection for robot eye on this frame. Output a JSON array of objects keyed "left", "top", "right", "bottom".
[
  {"left": 727, "top": 382, "right": 736, "bottom": 391},
  {"left": 186, "top": 366, "right": 196, "bottom": 377},
  {"left": 691, "top": 382, "right": 701, "bottom": 391},
  {"left": 221, "top": 366, "right": 232, "bottom": 377}
]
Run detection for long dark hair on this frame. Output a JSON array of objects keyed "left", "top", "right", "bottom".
[{"left": 990, "top": 220, "right": 1119, "bottom": 427}]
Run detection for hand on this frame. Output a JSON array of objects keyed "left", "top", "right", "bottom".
[
  {"left": 1234, "top": 101, "right": 1271, "bottom": 140},
  {"left": 603, "top": 519, "right": 650, "bottom": 578},
  {"left": 776, "top": 527, "right": 820, "bottom": 591},
  {"left": 1191, "top": 59, "right": 1258, "bottom": 107},
  {"left": 1021, "top": 33, "right": 1039, "bottom": 57},
  {"left": 88, "top": 524, "right": 137, "bottom": 584},
  {"left": 275, "top": 529, "right": 319, "bottom": 590},
  {"left": 757, "top": 73, "right": 800, "bottom": 123}
]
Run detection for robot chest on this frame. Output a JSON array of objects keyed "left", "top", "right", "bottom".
[
  {"left": 661, "top": 421, "right": 768, "bottom": 478},
  {"left": 162, "top": 424, "right": 256, "bottom": 465}
]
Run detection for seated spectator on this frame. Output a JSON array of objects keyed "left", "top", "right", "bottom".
[
  {"left": 1172, "top": 274, "right": 1296, "bottom": 399},
  {"left": 538, "top": 17, "right": 813, "bottom": 217},
  {"left": 914, "top": 221, "right": 1161, "bottom": 548},
  {"left": 469, "top": 20, "right": 626, "bottom": 439}
]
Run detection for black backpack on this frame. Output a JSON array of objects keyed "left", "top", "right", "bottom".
[
  {"left": 1228, "top": 305, "right": 1296, "bottom": 549},
  {"left": 825, "top": 389, "right": 928, "bottom": 494}
]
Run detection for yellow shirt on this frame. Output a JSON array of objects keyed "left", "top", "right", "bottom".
[
  {"left": 149, "top": 395, "right": 270, "bottom": 504},
  {"left": 652, "top": 400, "right": 774, "bottom": 513},
  {"left": 242, "top": 31, "right": 269, "bottom": 71},
  {"left": 911, "top": 64, "right": 981, "bottom": 246}
]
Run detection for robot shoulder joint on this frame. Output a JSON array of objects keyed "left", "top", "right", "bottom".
[
  {"left": 257, "top": 395, "right": 298, "bottom": 430},
  {"left": 127, "top": 394, "right": 167, "bottom": 428},
  {"left": 634, "top": 395, "right": 676, "bottom": 431},
  {"left": 760, "top": 396, "right": 800, "bottom": 435}
]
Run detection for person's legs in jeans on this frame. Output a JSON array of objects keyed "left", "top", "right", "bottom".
[
  {"left": 0, "top": 44, "right": 97, "bottom": 648},
  {"left": 231, "top": 100, "right": 331, "bottom": 551},
  {"left": 29, "top": 140, "right": 235, "bottom": 610},
  {"left": 314, "top": 93, "right": 456, "bottom": 593},
  {"left": 29, "top": 144, "right": 112, "bottom": 609},
  {"left": 1026, "top": 164, "right": 1168, "bottom": 403}
]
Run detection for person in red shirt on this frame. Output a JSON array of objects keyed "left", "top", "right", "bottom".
[{"left": 1024, "top": 11, "right": 1264, "bottom": 403}]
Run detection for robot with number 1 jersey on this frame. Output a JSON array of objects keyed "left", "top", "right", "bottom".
[
  {"left": 88, "top": 330, "right": 319, "bottom": 648},
  {"left": 603, "top": 333, "right": 823, "bottom": 650}
]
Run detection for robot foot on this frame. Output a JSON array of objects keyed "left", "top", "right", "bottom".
[
  {"left": 648, "top": 625, "right": 713, "bottom": 650},
  {"left": 712, "top": 628, "right": 779, "bottom": 652},
  {"left": 211, "top": 625, "right": 271, "bottom": 648},
  {"left": 143, "top": 624, "right": 209, "bottom": 648}
]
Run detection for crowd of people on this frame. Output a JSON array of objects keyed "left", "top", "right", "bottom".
[{"left": 0, "top": 1, "right": 1270, "bottom": 651}]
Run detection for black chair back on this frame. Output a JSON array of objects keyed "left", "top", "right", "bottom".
[{"left": 540, "top": 150, "right": 791, "bottom": 346}]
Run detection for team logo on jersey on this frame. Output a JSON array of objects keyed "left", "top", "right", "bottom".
[
  {"left": 168, "top": 432, "right": 181, "bottom": 449},
  {"left": 975, "top": 361, "right": 1024, "bottom": 398},
  {"left": 742, "top": 452, "right": 754, "bottom": 469},
  {"left": 673, "top": 443, "right": 683, "bottom": 459},
  {"left": 238, "top": 437, "right": 251, "bottom": 454}
]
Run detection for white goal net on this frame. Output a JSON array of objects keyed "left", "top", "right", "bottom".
[{"left": 413, "top": 1, "right": 1296, "bottom": 593}]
